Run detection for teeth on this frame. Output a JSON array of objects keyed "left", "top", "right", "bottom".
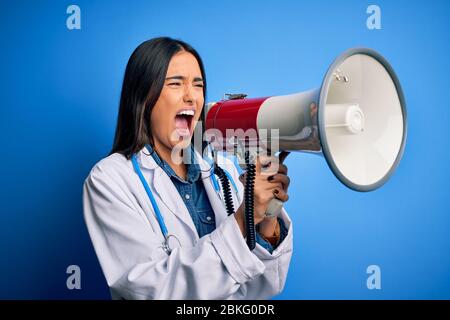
[{"left": 177, "top": 110, "right": 194, "bottom": 116}]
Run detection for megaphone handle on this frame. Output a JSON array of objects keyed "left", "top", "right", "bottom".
[
  {"left": 265, "top": 198, "right": 284, "bottom": 218},
  {"left": 265, "top": 151, "right": 290, "bottom": 217}
]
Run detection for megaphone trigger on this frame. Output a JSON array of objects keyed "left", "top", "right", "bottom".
[{"left": 278, "top": 151, "right": 290, "bottom": 165}]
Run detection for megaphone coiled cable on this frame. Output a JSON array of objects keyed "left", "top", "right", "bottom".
[
  {"left": 213, "top": 164, "right": 235, "bottom": 216},
  {"left": 244, "top": 151, "right": 256, "bottom": 250}
]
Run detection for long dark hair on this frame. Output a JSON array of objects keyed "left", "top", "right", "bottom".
[{"left": 110, "top": 37, "right": 207, "bottom": 159}]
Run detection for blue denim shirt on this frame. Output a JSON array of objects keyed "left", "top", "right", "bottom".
[{"left": 146, "top": 145, "right": 287, "bottom": 253}]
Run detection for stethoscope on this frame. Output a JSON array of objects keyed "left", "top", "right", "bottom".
[{"left": 131, "top": 146, "right": 239, "bottom": 255}]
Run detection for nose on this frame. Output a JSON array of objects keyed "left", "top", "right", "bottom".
[{"left": 183, "top": 84, "right": 195, "bottom": 105}]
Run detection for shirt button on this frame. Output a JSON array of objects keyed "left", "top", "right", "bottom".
[
  {"left": 185, "top": 194, "right": 190, "bottom": 200},
  {"left": 206, "top": 216, "right": 212, "bottom": 221}
]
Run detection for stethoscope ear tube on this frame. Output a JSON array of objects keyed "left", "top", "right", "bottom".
[{"left": 131, "top": 154, "right": 170, "bottom": 240}]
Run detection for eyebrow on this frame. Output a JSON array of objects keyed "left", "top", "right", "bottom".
[{"left": 165, "top": 75, "right": 204, "bottom": 82}]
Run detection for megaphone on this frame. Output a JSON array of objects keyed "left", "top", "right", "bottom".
[
  {"left": 204, "top": 48, "right": 407, "bottom": 250},
  {"left": 205, "top": 47, "right": 407, "bottom": 192}
]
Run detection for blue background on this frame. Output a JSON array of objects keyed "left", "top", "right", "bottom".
[{"left": 1, "top": 0, "right": 449, "bottom": 299}]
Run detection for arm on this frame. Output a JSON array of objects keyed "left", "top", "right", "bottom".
[
  {"left": 83, "top": 163, "right": 266, "bottom": 300},
  {"left": 219, "top": 155, "right": 294, "bottom": 299}
]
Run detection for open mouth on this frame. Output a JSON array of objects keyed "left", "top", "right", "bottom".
[{"left": 174, "top": 109, "right": 195, "bottom": 137}]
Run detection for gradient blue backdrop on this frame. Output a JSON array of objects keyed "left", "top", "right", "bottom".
[{"left": 1, "top": 0, "right": 449, "bottom": 299}]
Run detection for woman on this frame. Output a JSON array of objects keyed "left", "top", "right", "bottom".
[{"left": 83, "top": 37, "right": 293, "bottom": 300}]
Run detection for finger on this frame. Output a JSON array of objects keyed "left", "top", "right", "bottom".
[
  {"left": 261, "top": 155, "right": 280, "bottom": 176},
  {"left": 273, "top": 188, "right": 289, "bottom": 202},
  {"left": 256, "top": 155, "right": 275, "bottom": 176},
  {"left": 268, "top": 174, "right": 290, "bottom": 191},
  {"left": 263, "top": 181, "right": 283, "bottom": 192},
  {"left": 255, "top": 155, "right": 261, "bottom": 174},
  {"left": 277, "top": 163, "right": 288, "bottom": 175},
  {"left": 259, "top": 155, "right": 272, "bottom": 167}
]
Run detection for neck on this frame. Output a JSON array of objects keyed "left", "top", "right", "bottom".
[{"left": 152, "top": 140, "right": 187, "bottom": 180}]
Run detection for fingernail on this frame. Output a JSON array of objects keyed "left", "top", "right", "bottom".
[
  {"left": 262, "top": 161, "right": 271, "bottom": 168},
  {"left": 268, "top": 175, "right": 275, "bottom": 181}
]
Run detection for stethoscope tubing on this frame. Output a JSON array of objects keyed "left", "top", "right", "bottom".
[{"left": 131, "top": 150, "right": 239, "bottom": 254}]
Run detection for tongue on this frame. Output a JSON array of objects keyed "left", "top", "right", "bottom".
[{"left": 175, "top": 115, "right": 190, "bottom": 136}]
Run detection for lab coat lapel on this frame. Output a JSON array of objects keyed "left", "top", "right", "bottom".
[
  {"left": 137, "top": 149, "right": 198, "bottom": 239},
  {"left": 195, "top": 151, "right": 229, "bottom": 227}
]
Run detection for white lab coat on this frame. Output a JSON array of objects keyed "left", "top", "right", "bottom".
[{"left": 82, "top": 146, "right": 293, "bottom": 300}]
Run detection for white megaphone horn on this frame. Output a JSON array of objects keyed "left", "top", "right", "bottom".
[{"left": 205, "top": 48, "right": 407, "bottom": 193}]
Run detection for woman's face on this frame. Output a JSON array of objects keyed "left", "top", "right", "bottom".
[{"left": 150, "top": 50, "right": 204, "bottom": 153}]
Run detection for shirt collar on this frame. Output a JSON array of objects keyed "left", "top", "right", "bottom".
[{"left": 145, "top": 144, "right": 201, "bottom": 184}]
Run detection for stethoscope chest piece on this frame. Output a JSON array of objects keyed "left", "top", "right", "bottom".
[{"left": 161, "top": 234, "right": 182, "bottom": 255}]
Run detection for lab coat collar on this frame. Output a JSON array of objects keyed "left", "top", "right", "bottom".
[
  {"left": 137, "top": 146, "right": 159, "bottom": 170},
  {"left": 144, "top": 144, "right": 201, "bottom": 184}
]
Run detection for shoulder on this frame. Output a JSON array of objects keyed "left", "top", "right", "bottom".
[{"left": 84, "top": 152, "right": 134, "bottom": 188}]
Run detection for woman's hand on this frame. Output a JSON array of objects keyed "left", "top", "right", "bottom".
[
  {"left": 234, "top": 152, "right": 290, "bottom": 237},
  {"left": 258, "top": 151, "right": 290, "bottom": 238}
]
